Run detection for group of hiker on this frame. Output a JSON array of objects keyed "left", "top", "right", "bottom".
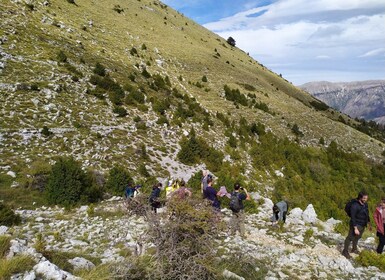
[{"left": 124, "top": 171, "right": 385, "bottom": 256}]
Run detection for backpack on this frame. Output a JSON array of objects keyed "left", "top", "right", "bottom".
[
  {"left": 229, "top": 192, "right": 241, "bottom": 213},
  {"left": 345, "top": 199, "right": 357, "bottom": 217},
  {"left": 125, "top": 187, "right": 134, "bottom": 198}
]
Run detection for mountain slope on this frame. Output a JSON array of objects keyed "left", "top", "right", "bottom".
[
  {"left": 1, "top": 0, "right": 385, "bottom": 208},
  {"left": 300, "top": 80, "right": 385, "bottom": 125}
]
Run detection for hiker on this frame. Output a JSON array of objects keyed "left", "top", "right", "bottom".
[
  {"left": 201, "top": 170, "right": 210, "bottom": 198},
  {"left": 149, "top": 182, "right": 162, "bottom": 213},
  {"left": 374, "top": 198, "right": 385, "bottom": 254},
  {"left": 166, "top": 179, "right": 180, "bottom": 198},
  {"left": 229, "top": 183, "right": 250, "bottom": 237},
  {"left": 342, "top": 191, "right": 371, "bottom": 259},
  {"left": 203, "top": 176, "right": 220, "bottom": 210},
  {"left": 172, "top": 180, "right": 192, "bottom": 200},
  {"left": 271, "top": 201, "right": 289, "bottom": 225},
  {"left": 125, "top": 184, "right": 141, "bottom": 199}
]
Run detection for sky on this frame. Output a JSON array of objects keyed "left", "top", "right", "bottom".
[{"left": 162, "top": 0, "right": 385, "bottom": 85}]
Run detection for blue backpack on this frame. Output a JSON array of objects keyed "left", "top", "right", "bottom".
[{"left": 125, "top": 187, "right": 134, "bottom": 198}]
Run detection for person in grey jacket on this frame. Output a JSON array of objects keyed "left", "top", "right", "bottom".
[{"left": 271, "top": 201, "right": 289, "bottom": 225}]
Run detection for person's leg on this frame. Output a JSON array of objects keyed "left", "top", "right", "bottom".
[
  {"left": 352, "top": 225, "right": 365, "bottom": 253},
  {"left": 282, "top": 211, "right": 287, "bottom": 223},
  {"left": 343, "top": 225, "right": 354, "bottom": 257},
  {"left": 230, "top": 213, "right": 237, "bottom": 235},
  {"left": 377, "top": 231, "right": 385, "bottom": 254},
  {"left": 239, "top": 211, "right": 245, "bottom": 237}
]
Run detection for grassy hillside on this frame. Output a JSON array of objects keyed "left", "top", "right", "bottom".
[{"left": 1, "top": 0, "right": 385, "bottom": 216}]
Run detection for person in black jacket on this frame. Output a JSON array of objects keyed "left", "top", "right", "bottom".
[
  {"left": 342, "top": 191, "right": 371, "bottom": 259},
  {"left": 149, "top": 183, "right": 162, "bottom": 213}
]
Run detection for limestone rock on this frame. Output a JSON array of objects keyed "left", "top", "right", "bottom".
[
  {"left": 222, "top": 269, "right": 245, "bottom": 280},
  {"left": 302, "top": 204, "right": 317, "bottom": 224},
  {"left": 7, "top": 171, "right": 16, "bottom": 178},
  {"left": 68, "top": 257, "right": 95, "bottom": 271},
  {"left": 34, "top": 260, "right": 80, "bottom": 280},
  {"left": 0, "top": 225, "right": 8, "bottom": 235}
]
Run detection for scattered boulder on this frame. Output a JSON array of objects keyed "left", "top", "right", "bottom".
[
  {"left": 7, "top": 171, "right": 16, "bottom": 178},
  {"left": 0, "top": 225, "right": 8, "bottom": 235},
  {"left": 222, "top": 269, "right": 245, "bottom": 280},
  {"left": 302, "top": 204, "right": 317, "bottom": 224},
  {"left": 34, "top": 260, "right": 80, "bottom": 280},
  {"left": 68, "top": 257, "right": 95, "bottom": 271}
]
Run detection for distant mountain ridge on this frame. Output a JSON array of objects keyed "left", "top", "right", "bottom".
[{"left": 300, "top": 80, "right": 385, "bottom": 125}]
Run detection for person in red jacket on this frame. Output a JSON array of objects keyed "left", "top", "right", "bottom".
[{"left": 374, "top": 198, "right": 385, "bottom": 254}]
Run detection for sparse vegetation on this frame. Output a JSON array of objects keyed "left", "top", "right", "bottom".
[
  {"left": 356, "top": 250, "right": 385, "bottom": 271},
  {"left": 0, "top": 203, "right": 21, "bottom": 226}
]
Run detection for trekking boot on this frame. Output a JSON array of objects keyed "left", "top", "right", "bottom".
[
  {"left": 351, "top": 248, "right": 360, "bottom": 254},
  {"left": 342, "top": 250, "right": 351, "bottom": 259}
]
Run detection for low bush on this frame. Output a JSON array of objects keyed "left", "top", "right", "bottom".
[
  {"left": 105, "top": 166, "right": 133, "bottom": 196},
  {"left": 177, "top": 129, "right": 223, "bottom": 172},
  {"left": 0, "top": 202, "right": 21, "bottom": 226},
  {"left": 93, "top": 63, "right": 106, "bottom": 77},
  {"left": 356, "top": 250, "right": 385, "bottom": 271},
  {"left": 223, "top": 85, "right": 248, "bottom": 106},
  {"left": 56, "top": 50, "right": 67, "bottom": 63},
  {"left": 44, "top": 157, "right": 101, "bottom": 207},
  {"left": 113, "top": 106, "right": 128, "bottom": 117}
]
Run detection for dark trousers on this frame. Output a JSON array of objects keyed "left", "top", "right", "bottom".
[
  {"left": 377, "top": 226, "right": 385, "bottom": 254},
  {"left": 343, "top": 224, "right": 365, "bottom": 252}
]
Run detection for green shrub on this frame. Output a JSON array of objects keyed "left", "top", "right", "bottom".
[
  {"left": 113, "top": 106, "right": 127, "bottom": 117},
  {"left": 291, "top": 124, "right": 304, "bottom": 137},
  {"left": 56, "top": 50, "right": 67, "bottom": 63},
  {"left": 44, "top": 157, "right": 99, "bottom": 207},
  {"left": 136, "top": 121, "right": 147, "bottom": 130},
  {"left": 105, "top": 166, "right": 133, "bottom": 195},
  {"left": 0, "top": 203, "right": 21, "bottom": 226},
  {"left": 130, "top": 47, "right": 138, "bottom": 56},
  {"left": 177, "top": 129, "right": 223, "bottom": 171},
  {"left": 356, "top": 250, "right": 385, "bottom": 271},
  {"left": 310, "top": 100, "right": 329, "bottom": 111},
  {"left": 113, "top": 4, "right": 124, "bottom": 13},
  {"left": 202, "top": 75, "right": 208, "bottom": 82},
  {"left": 156, "top": 115, "right": 169, "bottom": 126},
  {"left": 93, "top": 63, "right": 106, "bottom": 77},
  {"left": 153, "top": 99, "right": 170, "bottom": 115},
  {"left": 41, "top": 126, "right": 53, "bottom": 137},
  {"left": 223, "top": 85, "right": 248, "bottom": 106},
  {"left": 138, "top": 164, "right": 150, "bottom": 177},
  {"left": 141, "top": 68, "right": 151, "bottom": 79}
]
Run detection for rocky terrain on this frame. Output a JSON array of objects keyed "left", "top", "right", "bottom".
[
  {"left": 300, "top": 80, "right": 385, "bottom": 125},
  {"left": 1, "top": 194, "right": 385, "bottom": 280}
]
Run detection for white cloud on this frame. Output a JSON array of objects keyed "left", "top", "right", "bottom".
[
  {"left": 359, "top": 48, "right": 385, "bottom": 57},
  {"left": 203, "top": 0, "right": 385, "bottom": 84}
]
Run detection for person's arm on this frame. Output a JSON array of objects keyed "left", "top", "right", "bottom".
[
  {"left": 243, "top": 188, "right": 250, "bottom": 200},
  {"left": 373, "top": 209, "right": 379, "bottom": 229},
  {"left": 350, "top": 203, "right": 361, "bottom": 235}
]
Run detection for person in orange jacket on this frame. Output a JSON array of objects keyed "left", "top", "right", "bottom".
[{"left": 374, "top": 198, "right": 385, "bottom": 254}]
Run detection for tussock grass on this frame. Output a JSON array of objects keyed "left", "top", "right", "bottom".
[
  {"left": 0, "top": 255, "right": 36, "bottom": 279},
  {"left": 0, "top": 236, "right": 12, "bottom": 258}
]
